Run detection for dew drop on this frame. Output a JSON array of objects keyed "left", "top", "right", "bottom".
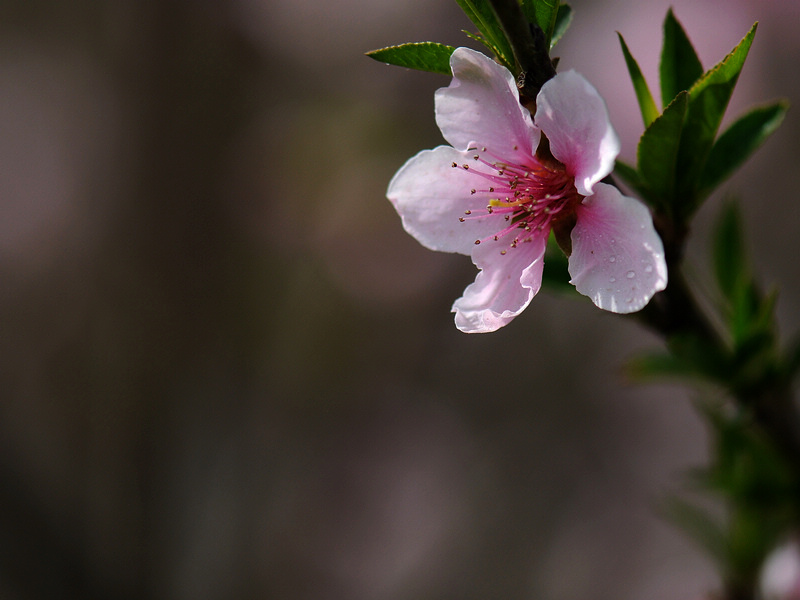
[
  {"left": 608, "top": 256, "right": 616, "bottom": 263},
  {"left": 626, "top": 270, "right": 636, "bottom": 279},
  {"left": 644, "top": 265, "right": 653, "bottom": 274},
  {"left": 609, "top": 277, "right": 616, "bottom": 283}
]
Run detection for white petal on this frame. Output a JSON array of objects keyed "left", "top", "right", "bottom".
[
  {"left": 452, "top": 233, "right": 547, "bottom": 333},
  {"left": 435, "top": 48, "right": 539, "bottom": 162},
  {"left": 387, "top": 146, "right": 508, "bottom": 255},
  {"left": 535, "top": 71, "right": 619, "bottom": 196},
  {"left": 568, "top": 183, "right": 667, "bottom": 314}
]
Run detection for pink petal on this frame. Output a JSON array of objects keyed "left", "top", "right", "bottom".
[
  {"left": 387, "top": 145, "right": 508, "bottom": 255},
  {"left": 435, "top": 48, "right": 539, "bottom": 163},
  {"left": 568, "top": 183, "right": 667, "bottom": 314},
  {"left": 534, "top": 71, "right": 619, "bottom": 196},
  {"left": 452, "top": 233, "right": 547, "bottom": 333}
]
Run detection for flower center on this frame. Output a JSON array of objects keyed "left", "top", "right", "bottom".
[{"left": 453, "top": 145, "right": 582, "bottom": 255}]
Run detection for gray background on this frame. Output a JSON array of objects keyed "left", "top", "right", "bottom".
[{"left": 1, "top": 0, "right": 798, "bottom": 598}]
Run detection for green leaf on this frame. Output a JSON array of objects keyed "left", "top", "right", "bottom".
[
  {"left": 627, "top": 331, "right": 730, "bottom": 385},
  {"left": 667, "top": 332, "right": 732, "bottom": 385},
  {"left": 521, "top": 0, "right": 559, "bottom": 47},
  {"left": 700, "top": 101, "right": 788, "bottom": 196},
  {"left": 713, "top": 200, "right": 748, "bottom": 303},
  {"left": 659, "top": 8, "right": 703, "bottom": 107},
  {"left": 674, "top": 22, "right": 758, "bottom": 219},
  {"left": 366, "top": 42, "right": 455, "bottom": 75},
  {"left": 541, "top": 231, "right": 576, "bottom": 294},
  {"left": 618, "top": 33, "right": 659, "bottom": 128},
  {"left": 550, "top": 4, "right": 572, "bottom": 49},
  {"left": 691, "top": 23, "right": 756, "bottom": 100},
  {"left": 637, "top": 91, "right": 688, "bottom": 213},
  {"left": 783, "top": 334, "right": 800, "bottom": 379},
  {"left": 712, "top": 201, "right": 782, "bottom": 387},
  {"left": 626, "top": 350, "right": 700, "bottom": 381},
  {"left": 613, "top": 159, "right": 647, "bottom": 197},
  {"left": 455, "top": 0, "right": 516, "bottom": 70}
]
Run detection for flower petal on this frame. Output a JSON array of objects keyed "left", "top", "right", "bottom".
[
  {"left": 435, "top": 48, "right": 539, "bottom": 162},
  {"left": 568, "top": 183, "right": 667, "bottom": 314},
  {"left": 387, "top": 146, "right": 508, "bottom": 255},
  {"left": 452, "top": 233, "right": 547, "bottom": 333},
  {"left": 535, "top": 71, "right": 620, "bottom": 196}
]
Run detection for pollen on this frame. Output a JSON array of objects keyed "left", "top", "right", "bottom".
[{"left": 455, "top": 148, "right": 581, "bottom": 253}]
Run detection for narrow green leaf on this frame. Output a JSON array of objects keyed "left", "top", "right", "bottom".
[
  {"left": 626, "top": 351, "right": 698, "bottom": 381},
  {"left": 521, "top": 0, "right": 559, "bottom": 47},
  {"left": 667, "top": 332, "right": 732, "bottom": 385},
  {"left": 690, "top": 23, "right": 757, "bottom": 99},
  {"left": 462, "top": 30, "right": 505, "bottom": 62},
  {"left": 628, "top": 331, "right": 730, "bottom": 385},
  {"left": 550, "top": 4, "right": 572, "bottom": 49},
  {"left": 366, "top": 42, "right": 456, "bottom": 75},
  {"left": 700, "top": 101, "right": 788, "bottom": 196},
  {"left": 674, "top": 23, "right": 758, "bottom": 218},
  {"left": 713, "top": 200, "right": 748, "bottom": 303},
  {"left": 660, "top": 8, "right": 703, "bottom": 107},
  {"left": 455, "top": 0, "right": 516, "bottom": 70},
  {"left": 618, "top": 33, "right": 659, "bottom": 128},
  {"left": 637, "top": 91, "right": 688, "bottom": 213}
]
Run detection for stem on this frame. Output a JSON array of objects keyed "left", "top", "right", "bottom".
[
  {"left": 637, "top": 220, "right": 800, "bottom": 465},
  {"left": 638, "top": 225, "right": 800, "bottom": 600},
  {"left": 486, "top": 0, "right": 556, "bottom": 103}
]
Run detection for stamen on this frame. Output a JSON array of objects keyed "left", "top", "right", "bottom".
[{"left": 454, "top": 148, "right": 580, "bottom": 252}]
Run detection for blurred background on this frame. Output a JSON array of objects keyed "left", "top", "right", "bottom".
[{"left": 1, "top": 0, "right": 798, "bottom": 598}]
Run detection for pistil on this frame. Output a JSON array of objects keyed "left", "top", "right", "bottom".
[{"left": 452, "top": 147, "right": 581, "bottom": 253}]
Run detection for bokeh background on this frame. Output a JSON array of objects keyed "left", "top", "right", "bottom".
[{"left": 1, "top": 0, "right": 799, "bottom": 598}]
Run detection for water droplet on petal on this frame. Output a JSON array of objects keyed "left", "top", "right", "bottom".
[
  {"left": 608, "top": 256, "right": 616, "bottom": 263},
  {"left": 626, "top": 270, "right": 636, "bottom": 279},
  {"left": 609, "top": 277, "right": 616, "bottom": 283},
  {"left": 644, "top": 265, "right": 653, "bottom": 274}
]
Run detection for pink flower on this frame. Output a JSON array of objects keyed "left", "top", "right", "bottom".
[
  {"left": 760, "top": 538, "right": 800, "bottom": 600},
  {"left": 388, "top": 48, "right": 667, "bottom": 333}
]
